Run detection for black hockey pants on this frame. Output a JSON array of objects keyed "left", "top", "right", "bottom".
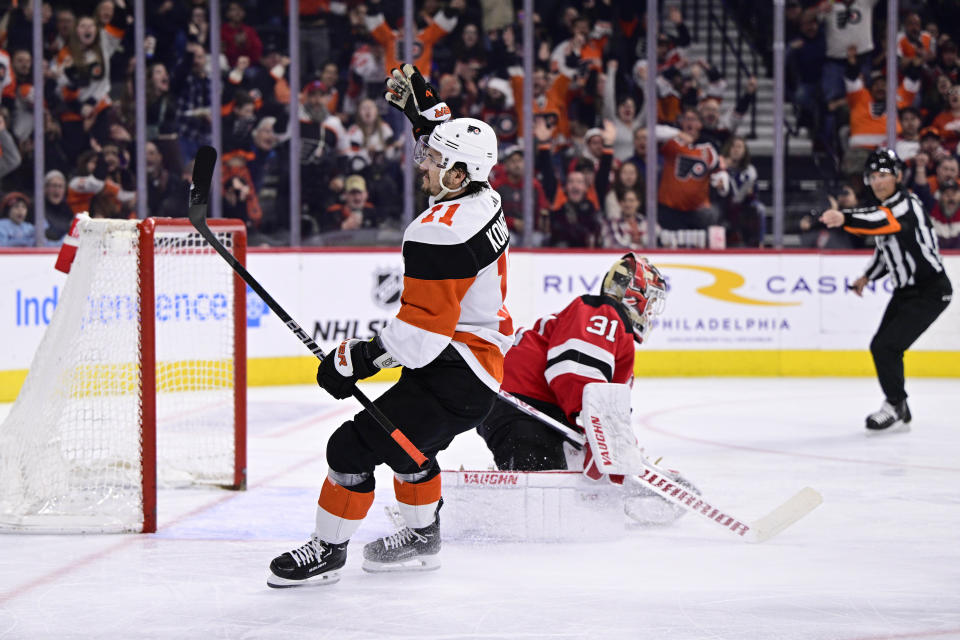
[{"left": 326, "top": 345, "right": 496, "bottom": 488}]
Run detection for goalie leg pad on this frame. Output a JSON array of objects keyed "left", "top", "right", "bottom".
[{"left": 581, "top": 383, "right": 648, "bottom": 476}]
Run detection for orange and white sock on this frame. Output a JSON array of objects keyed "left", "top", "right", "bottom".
[
  {"left": 393, "top": 473, "right": 441, "bottom": 529},
  {"left": 314, "top": 474, "right": 374, "bottom": 543}
]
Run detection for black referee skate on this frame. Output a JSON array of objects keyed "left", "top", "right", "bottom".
[
  {"left": 866, "top": 399, "right": 912, "bottom": 432},
  {"left": 267, "top": 535, "right": 348, "bottom": 588},
  {"left": 362, "top": 499, "right": 442, "bottom": 573}
]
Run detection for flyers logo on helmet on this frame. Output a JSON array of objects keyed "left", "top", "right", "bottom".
[{"left": 467, "top": 125, "right": 481, "bottom": 135}]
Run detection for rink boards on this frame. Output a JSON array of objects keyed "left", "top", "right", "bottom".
[{"left": 2, "top": 248, "right": 959, "bottom": 399}]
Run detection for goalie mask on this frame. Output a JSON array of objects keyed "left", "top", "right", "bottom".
[
  {"left": 413, "top": 118, "right": 497, "bottom": 200},
  {"left": 601, "top": 253, "right": 666, "bottom": 343}
]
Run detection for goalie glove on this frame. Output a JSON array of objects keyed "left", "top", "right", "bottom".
[
  {"left": 316, "top": 336, "right": 399, "bottom": 400},
  {"left": 384, "top": 63, "right": 451, "bottom": 138}
]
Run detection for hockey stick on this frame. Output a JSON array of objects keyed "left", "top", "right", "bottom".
[
  {"left": 187, "top": 146, "right": 427, "bottom": 467},
  {"left": 497, "top": 390, "right": 822, "bottom": 542},
  {"left": 497, "top": 391, "right": 585, "bottom": 448}
]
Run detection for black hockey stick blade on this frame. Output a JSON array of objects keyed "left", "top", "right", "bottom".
[{"left": 190, "top": 145, "right": 218, "bottom": 207}]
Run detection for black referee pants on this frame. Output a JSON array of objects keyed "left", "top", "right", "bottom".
[{"left": 870, "top": 272, "right": 952, "bottom": 404}]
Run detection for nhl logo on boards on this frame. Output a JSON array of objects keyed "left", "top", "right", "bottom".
[{"left": 372, "top": 268, "right": 403, "bottom": 309}]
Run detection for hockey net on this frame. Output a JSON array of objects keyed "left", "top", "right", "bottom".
[{"left": 0, "top": 217, "right": 246, "bottom": 533}]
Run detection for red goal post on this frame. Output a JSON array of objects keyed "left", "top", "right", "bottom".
[
  {"left": 0, "top": 217, "right": 247, "bottom": 534},
  {"left": 139, "top": 218, "right": 247, "bottom": 532}
]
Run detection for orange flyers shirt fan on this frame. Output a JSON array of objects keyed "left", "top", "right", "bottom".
[
  {"left": 658, "top": 139, "right": 719, "bottom": 212},
  {"left": 378, "top": 190, "right": 514, "bottom": 391}
]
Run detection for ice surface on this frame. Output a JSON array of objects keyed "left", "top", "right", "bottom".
[{"left": 1, "top": 378, "right": 959, "bottom": 639}]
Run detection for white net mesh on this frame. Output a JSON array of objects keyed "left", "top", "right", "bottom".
[{"left": 0, "top": 218, "right": 242, "bottom": 533}]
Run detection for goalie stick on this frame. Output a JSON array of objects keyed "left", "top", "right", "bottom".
[
  {"left": 497, "top": 389, "right": 822, "bottom": 543},
  {"left": 497, "top": 390, "right": 585, "bottom": 448},
  {"left": 187, "top": 146, "right": 427, "bottom": 467}
]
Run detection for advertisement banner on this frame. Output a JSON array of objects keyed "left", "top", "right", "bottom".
[
  {"left": 2, "top": 249, "right": 958, "bottom": 391},
  {"left": 506, "top": 251, "right": 960, "bottom": 352}
]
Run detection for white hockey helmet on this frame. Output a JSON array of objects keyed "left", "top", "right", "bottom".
[{"left": 414, "top": 118, "right": 498, "bottom": 196}]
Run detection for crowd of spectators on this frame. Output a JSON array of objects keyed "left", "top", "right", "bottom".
[
  {"left": 785, "top": 0, "right": 960, "bottom": 250},
  {"left": 0, "top": 0, "right": 956, "bottom": 252},
  {"left": 0, "top": 0, "right": 768, "bottom": 249}
]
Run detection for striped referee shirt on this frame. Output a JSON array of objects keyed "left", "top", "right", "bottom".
[{"left": 841, "top": 187, "right": 945, "bottom": 289}]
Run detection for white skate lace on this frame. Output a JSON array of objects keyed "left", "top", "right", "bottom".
[
  {"left": 289, "top": 536, "right": 325, "bottom": 567},
  {"left": 382, "top": 506, "right": 427, "bottom": 551},
  {"left": 869, "top": 402, "right": 897, "bottom": 423}
]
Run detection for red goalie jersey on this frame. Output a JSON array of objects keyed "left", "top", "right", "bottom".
[{"left": 502, "top": 295, "right": 636, "bottom": 423}]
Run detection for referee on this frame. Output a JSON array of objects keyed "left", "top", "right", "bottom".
[{"left": 820, "top": 147, "right": 953, "bottom": 432}]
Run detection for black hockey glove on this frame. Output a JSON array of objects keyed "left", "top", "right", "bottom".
[
  {"left": 316, "top": 337, "right": 399, "bottom": 400},
  {"left": 384, "top": 63, "right": 452, "bottom": 139}
]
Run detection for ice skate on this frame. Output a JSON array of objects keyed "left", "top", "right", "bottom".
[
  {"left": 362, "top": 500, "right": 442, "bottom": 573},
  {"left": 267, "top": 535, "right": 348, "bottom": 588},
  {"left": 865, "top": 399, "right": 912, "bottom": 433}
]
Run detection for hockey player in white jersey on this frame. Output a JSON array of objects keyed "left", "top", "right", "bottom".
[{"left": 268, "top": 64, "right": 513, "bottom": 587}]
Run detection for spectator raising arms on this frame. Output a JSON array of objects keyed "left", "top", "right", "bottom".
[
  {"left": 602, "top": 60, "right": 642, "bottom": 161},
  {"left": 843, "top": 45, "right": 921, "bottom": 174},
  {"left": 657, "top": 108, "right": 729, "bottom": 238},
  {"left": 509, "top": 65, "right": 574, "bottom": 144},
  {"left": 51, "top": 0, "right": 129, "bottom": 158},
  {"left": 365, "top": 0, "right": 463, "bottom": 80}
]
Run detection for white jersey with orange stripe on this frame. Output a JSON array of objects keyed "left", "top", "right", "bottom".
[{"left": 379, "top": 188, "right": 514, "bottom": 391}]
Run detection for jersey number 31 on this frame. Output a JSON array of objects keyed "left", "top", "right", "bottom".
[{"left": 586, "top": 315, "right": 619, "bottom": 342}]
